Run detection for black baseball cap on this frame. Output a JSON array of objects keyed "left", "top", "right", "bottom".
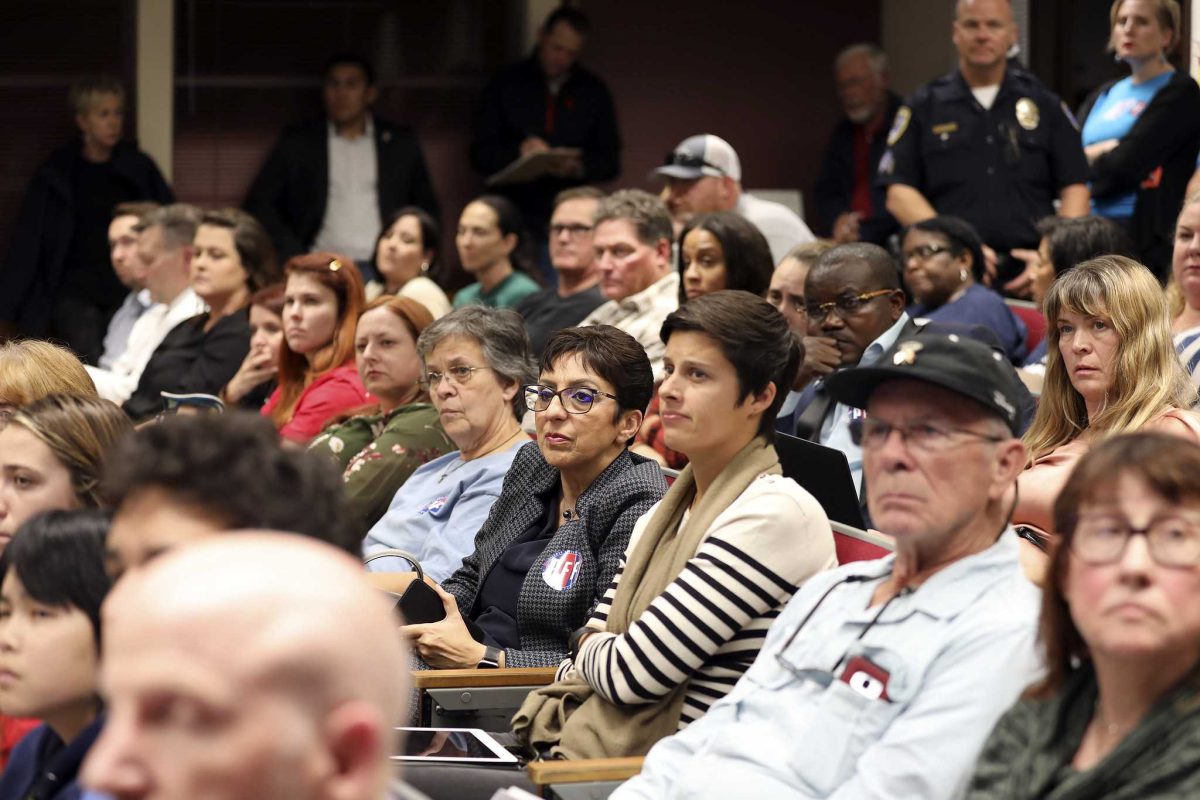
[{"left": 824, "top": 333, "right": 1023, "bottom": 434}]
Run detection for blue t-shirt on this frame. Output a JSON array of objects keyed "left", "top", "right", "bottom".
[
  {"left": 362, "top": 440, "right": 524, "bottom": 583},
  {"left": 1082, "top": 71, "right": 1174, "bottom": 218},
  {"left": 908, "top": 283, "right": 1028, "bottom": 364}
]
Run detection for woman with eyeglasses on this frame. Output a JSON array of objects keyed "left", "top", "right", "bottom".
[
  {"left": 309, "top": 295, "right": 455, "bottom": 534},
  {"left": 366, "top": 321, "right": 665, "bottom": 673},
  {"left": 261, "top": 252, "right": 369, "bottom": 443},
  {"left": 970, "top": 432, "right": 1200, "bottom": 799},
  {"left": 1015, "top": 255, "right": 1200, "bottom": 584},
  {"left": 902, "top": 216, "right": 1028, "bottom": 363}
]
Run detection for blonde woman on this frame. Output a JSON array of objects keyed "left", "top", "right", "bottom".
[
  {"left": 0, "top": 341, "right": 96, "bottom": 416},
  {"left": 1014, "top": 255, "right": 1199, "bottom": 581}
]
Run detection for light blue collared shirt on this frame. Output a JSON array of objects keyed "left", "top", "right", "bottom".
[
  {"left": 362, "top": 440, "right": 524, "bottom": 583},
  {"left": 617, "top": 532, "right": 1041, "bottom": 800},
  {"left": 820, "top": 313, "right": 909, "bottom": 494},
  {"left": 98, "top": 289, "right": 153, "bottom": 370}
]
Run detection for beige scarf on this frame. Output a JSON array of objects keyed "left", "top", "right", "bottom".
[{"left": 511, "top": 436, "right": 781, "bottom": 759}]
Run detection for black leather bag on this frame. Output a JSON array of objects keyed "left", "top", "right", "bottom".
[{"left": 364, "top": 549, "right": 485, "bottom": 643}]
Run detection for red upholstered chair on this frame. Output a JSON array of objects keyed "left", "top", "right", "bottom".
[
  {"left": 1005, "top": 299, "right": 1046, "bottom": 354},
  {"left": 832, "top": 522, "right": 894, "bottom": 564}
]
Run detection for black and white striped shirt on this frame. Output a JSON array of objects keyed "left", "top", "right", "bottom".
[{"left": 562, "top": 473, "right": 836, "bottom": 727}]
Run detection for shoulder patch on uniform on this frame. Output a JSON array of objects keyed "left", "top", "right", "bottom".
[
  {"left": 1060, "top": 100, "right": 1080, "bottom": 132},
  {"left": 887, "top": 106, "right": 912, "bottom": 146}
]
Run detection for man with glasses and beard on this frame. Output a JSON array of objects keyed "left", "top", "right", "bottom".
[{"left": 615, "top": 333, "right": 1041, "bottom": 800}]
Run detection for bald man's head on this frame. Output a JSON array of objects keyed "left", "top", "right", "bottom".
[{"left": 82, "top": 533, "right": 406, "bottom": 800}]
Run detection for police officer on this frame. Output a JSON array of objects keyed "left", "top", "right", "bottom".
[{"left": 879, "top": 0, "right": 1090, "bottom": 291}]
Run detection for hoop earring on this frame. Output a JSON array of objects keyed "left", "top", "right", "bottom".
[{"left": 420, "top": 261, "right": 430, "bottom": 274}]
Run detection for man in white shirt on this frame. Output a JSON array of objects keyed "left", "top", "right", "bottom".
[
  {"left": 579, "top": 190, "right": 678, "bottom": 379},
  {"left": 98, "top": 201, "right": 158, "bottom": 370},
  {"left": 654, "top": 133, "right": 815, "bottom": 264},
  {"left": 245, "top": 53, "right": 438, "bottom": 264},
  {"left": 86, "top": 204, "right": 206, "bottom": 405}
]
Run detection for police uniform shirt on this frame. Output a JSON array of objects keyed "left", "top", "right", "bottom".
[{"left": 878, "top": 64, "right": 1088, "bottom": 253}]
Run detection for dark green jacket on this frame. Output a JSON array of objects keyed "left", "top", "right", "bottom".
[
  {"left": 310, "top": 403, "right": 453, "bottom": 534},
  {"left": 968, "top": 664, "right": 1200, "bottom": 799}
]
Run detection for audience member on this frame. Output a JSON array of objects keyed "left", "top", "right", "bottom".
[
  {"left": 635, "top": 211, "right": 775, "bottom": 468},
  {"left": 814, "top": 44, "right": 903, "bottom": 246},
  {"left": 453, "top": 195, "right": 541, "bottom": 309},
  {"left": 470, "top": 6, "right": 619, "bottom": 257},
  {"left": 511, "top": 292, "right": 835, "bottom": 762},
  {"left": 880, "top": 0, "right": 1090, "bottom": 289},
  {"left": 1016, "top": 255, "right": 1200, "bottom": 583},
  {"left": 677, "top": 211, "right": 774, "bottom": 304},
  {"left": 1078, "top": 0, "right": 1199, "bottom": 279},
  {"left": 122, "top": 208, "right": 279, "bottom": 421},
  {"left": 0, "top": 510, "right": 112, "bottom": 799},
  {"left": 1021, "top": 215, "right": 1135, "bottom": 375},
  {"left": 85, "top": 203, "right": 206, "bottom": 406},
  {"left": 219, "top": 282, "right": 284, "bottom": 409},
  {"left": 364, "top": 306, "right": 535, "bottom": 582},
  {"left": 366, "top": 206, "right": 452, "bottom": 317},
  {"left": 656, "top": 134, "right": 815, "bottom": 264},
  {"left": 372, "top": 325, "right": 664, "bottom": 677},
  {"left": 0, "top": 78, "right": 173, "bottom": 352},
  {"left": 618, "top": 333, "right": 1040, "bottom": 799},
  {"left": 515, "top": 186, "right": 606, "bottom": 354},
  {"left": 902, "top": 216, "right": 1028, "bottom": 362},
  {"left": 262, "top": 252, "right": 369, "bottom": 443},
  {"left": 780, "top": 244, "right": 913, "bottom": 489},
  {"left": 81, "top": 534, "right": 410, "bottom": 800},
  {"left": 970, "top": 432, "right": 1200, "bottom": 798},
  {"left": 768, "top": 241, "right": 834, "bottom": 338},
  {"left": 1169, "top": 192, "right": 1200, "bottom": 382},
  {"left": 0, "top": 341, "right": 96, "bottom": 415},
  {"left": 310, "top": 296, "right": 454, "bottom": 533},
  {"left": 102, "top": 412, "right": 360, "bottom": 578},
  {"left": 0, "top": 395, "right": 131, "bottom": 546},
  {"left": 245, "top": 52, "right": 438, "bottom": 264},
  {"left": 578, "top": 190, "right": 678, "bottom": 378},
  {"left": 99, "top": 201, "right": 159, "bottom": 370}
]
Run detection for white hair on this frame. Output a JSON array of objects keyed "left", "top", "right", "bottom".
[{"left": 834, "top": 43, "right": 888, "bottom": 77}]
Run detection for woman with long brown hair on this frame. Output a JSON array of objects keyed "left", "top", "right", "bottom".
[{"left": 261, "top": 252, "right": 369, "bottom": 442}]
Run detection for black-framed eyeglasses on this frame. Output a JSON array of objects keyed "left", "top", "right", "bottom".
[
  {"left": 548, "top": 223, "right": 594, "bottom": 238},
  {"left": 663, "top": 151, "right": 726, "bottom": 176},
  {"left": 523, "top": 384, "right": 617, "bottom": 414},
  {"left": 902, "top": 244, "right": 952, "bottom": 262},
  {"left": 1070, "top": 512, "right": 1200, "bottom": 567},
  {"left": 420, "top": 365, "right": 491, "bottom": 390},
  {"left": 804, "top": 288, "right": 895, "bottom": 320},
  {"left": 850, "top": 417, "right": 1005, "bottom": 453}
]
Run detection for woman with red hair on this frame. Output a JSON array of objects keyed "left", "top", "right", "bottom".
[{"left": 262, "top": 252, "right": 369, "bottom": 442}]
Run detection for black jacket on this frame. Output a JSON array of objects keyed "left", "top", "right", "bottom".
[
  {"left": 244, "top": 116, "right": 439, "bottom": 261},
  {"left": 0, "top": 139, "right": 173, "bottom": 335},
  {"left": 471, "top": 55, "right": 620, "bottom": 229},
  {"left": 814, "top": 92, "right": 903, "bottom": 245},
  {"left": 1079, "top": 71, "right": 1200, "bottom": 280},
  {"left": 123, "top": 309, "right": 251, "bottom": 421},
  {"left": 441, "top": 443, "right": 666, "bottom": 669}
]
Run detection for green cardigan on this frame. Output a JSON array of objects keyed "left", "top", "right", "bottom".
[
  {"left": 310, "top": 403, "right": 454, "bottom": 534},
  {"left": 968, "top": 663, "right": 1200, "bottom": 799}
]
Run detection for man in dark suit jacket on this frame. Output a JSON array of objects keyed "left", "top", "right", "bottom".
[
  {"left": 245, "top": 53, "right": 438, "bottom": 265},
  {"left": 777, "top": 244, "right": 1031, "bottom": 521}
]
